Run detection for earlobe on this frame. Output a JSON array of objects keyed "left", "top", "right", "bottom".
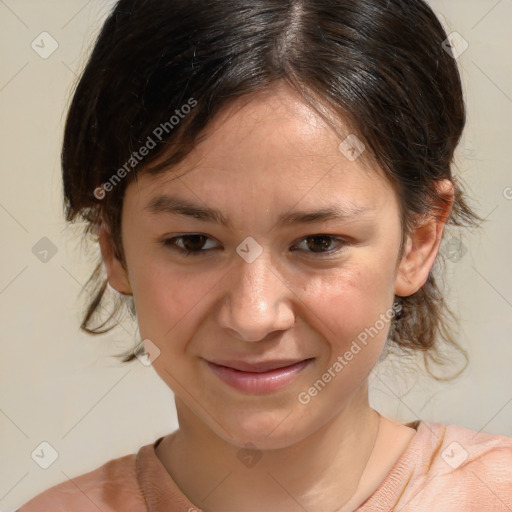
[
  {"left": 98, "top": 223, "right": 132, "bottom": 295},
  {"left": 394, "top": 179, "right": 454, "bottom": 297}
]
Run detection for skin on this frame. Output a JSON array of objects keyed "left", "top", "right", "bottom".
[{"left": 99, "top": 82, "right": 453, "bottom": 512}]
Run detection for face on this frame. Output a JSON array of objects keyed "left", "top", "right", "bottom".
[{"left": 101, "top": 84, "right": 444, "bottom": 449}]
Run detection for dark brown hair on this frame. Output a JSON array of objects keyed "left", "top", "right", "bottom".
[{"left": 62, "top": 0, "right": 481, "bottom": 379}]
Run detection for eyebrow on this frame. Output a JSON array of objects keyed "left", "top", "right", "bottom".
[{"left": 144, "top": 194, "right": 374, "bottom": 228}]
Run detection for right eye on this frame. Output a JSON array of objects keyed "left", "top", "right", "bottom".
[{"left": 162, "top": 234, "right": 221, "bottom": 257}]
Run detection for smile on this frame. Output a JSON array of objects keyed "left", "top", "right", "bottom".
[{"left": 204, "top": 358, "right": 314, "bottom": 394}]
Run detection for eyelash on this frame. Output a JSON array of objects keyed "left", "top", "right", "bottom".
[{"left": 161, "top": 234, "right": 349, "bottom": 258}]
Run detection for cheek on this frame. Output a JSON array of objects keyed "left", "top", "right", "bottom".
[
  {"left": 130, "top": 262, "right": 215, "bottom": 349},
  {"left": 301, "top": 257, "right": 397, "bottom": 357},
  {"left": 292, "top": 263, "right": 397, "bottom": 413}
]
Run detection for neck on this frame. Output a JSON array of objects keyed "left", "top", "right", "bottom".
[{"left": 157, "top": 384, "right": 384, "bottom": 512}]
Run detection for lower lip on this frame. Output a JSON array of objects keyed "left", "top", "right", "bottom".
[{"left": 206, "top": 359, "right": 313, "bottom": 394}]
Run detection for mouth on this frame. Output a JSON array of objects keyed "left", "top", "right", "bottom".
[{"left": 204, "top": 358, "right": 314, "bottom": 394}]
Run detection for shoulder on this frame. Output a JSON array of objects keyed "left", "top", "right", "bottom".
[
  {"left": 431, "top": 422, "right": 512, "bottom": 475},
  {"left": 400, "top": 421, "right": 512, "bottom": 511},
  {"left": 16, "top": 451, "right": 147, "bottom": 512}
]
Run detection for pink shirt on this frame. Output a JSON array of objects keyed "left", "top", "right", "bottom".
[{"left": 15, "top": 420, "right": 512, "bottom": 511}]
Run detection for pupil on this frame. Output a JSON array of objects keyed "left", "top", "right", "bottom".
[
  {"left": 185, "top": 235, "right": 206, "bottom": 251},
  {"left": 308, "top": 236, "right": 330, "bottom": 252}
]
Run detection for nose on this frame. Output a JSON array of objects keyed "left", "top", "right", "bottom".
[{"left": 217, "top": 251, "right": 295, "bottom": 342}]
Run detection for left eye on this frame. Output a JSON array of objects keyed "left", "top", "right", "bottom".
[
  {"left": 292, "top": 235, "right": 346, "bottom": 255},
  {"left": 162, "top": 234, "right": 347, "bottom": 257}
]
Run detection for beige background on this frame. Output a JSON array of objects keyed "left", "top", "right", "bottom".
[{"left": 1, "top": 1, "right": 511, "bottom": 510}]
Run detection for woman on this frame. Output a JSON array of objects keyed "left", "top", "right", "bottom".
[{"left": 16, "top": 0, "right": 512, "bottom": 510}]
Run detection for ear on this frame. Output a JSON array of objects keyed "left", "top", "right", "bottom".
[
  {"left": 98, "top": 223, "right": 132, "bottom": 295},
  {"left": 395, "top": 179, "right": 454, "bottom": 297}
]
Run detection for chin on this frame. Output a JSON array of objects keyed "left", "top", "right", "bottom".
[{"left": 209, "top": 404, "right": 316, "bottom": 451}]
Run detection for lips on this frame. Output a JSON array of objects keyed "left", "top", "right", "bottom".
[
  {"left": 210, "top": 359, "right": 310, "bottom": 372},
  {"left": 204, "top": 358, "right": 314, "bottom": 394}
]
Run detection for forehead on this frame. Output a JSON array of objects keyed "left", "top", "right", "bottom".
[{"left": 126, "top": 84, "right": 396, "bottom": 214}]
